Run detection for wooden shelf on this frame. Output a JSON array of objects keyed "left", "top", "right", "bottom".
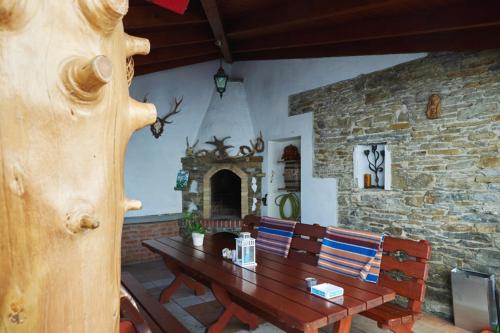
[{"left": 278, "top": 187, "right": 300, "bottom": 192}]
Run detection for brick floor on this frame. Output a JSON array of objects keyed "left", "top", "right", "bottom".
[{"left": 122, "top": 260, "right": 472, "bottom": 333}]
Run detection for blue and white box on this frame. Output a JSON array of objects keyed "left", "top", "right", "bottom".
[{"left": 311, "top": 283, "right": 344, "bottom": 299}]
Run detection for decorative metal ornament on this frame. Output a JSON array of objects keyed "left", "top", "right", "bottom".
[
  {"left": 148, "top": 96, "right": 183, "bottom": 139},
  {"left": 213, "top": 61, "right": 228, "bottom": 98},
  {"left": 363, "top": 144, "right": 385, "bottom": 188}
]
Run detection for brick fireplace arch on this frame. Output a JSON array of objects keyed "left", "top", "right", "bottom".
[{"left": 203, "top": 164, "right": 249, "bottom": 219}]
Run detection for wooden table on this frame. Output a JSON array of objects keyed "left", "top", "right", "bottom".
[{"left": 143, "top": 235, "right": 395, "bottom": 333}]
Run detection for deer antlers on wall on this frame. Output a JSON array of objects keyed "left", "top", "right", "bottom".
[
  {"left": 239, "top": 131, "right": 265, "bottom": 157},
  {"left": 148, "top": 95, "right": 183, "bottom": 139}
]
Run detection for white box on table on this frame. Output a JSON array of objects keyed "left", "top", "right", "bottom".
[{"left": 311, "top": 283, "right": 344, "bottom": 299}]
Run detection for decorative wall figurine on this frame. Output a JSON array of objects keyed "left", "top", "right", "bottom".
[
  {"left": 150, "top": 96, "right": 183, "bottom": 138},
  {"left": 206, "top": 136, "right": 234, "bottom": 158},
  {"left": 426, "top": 94, "right": 441, "bottom": 119},
  {"left": 0, "top": 1, "right": 155, "bottom": 331},
  {"left": 185, "top": 136, "right": 199, "bottom": 156}
]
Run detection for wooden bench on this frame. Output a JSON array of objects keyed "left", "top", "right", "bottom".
[
  {"left": 242, "top": 214, "right": 431, "bottom": 333},
  {"left": 120, "top": 271, "right": 189, "bottom": 333}
]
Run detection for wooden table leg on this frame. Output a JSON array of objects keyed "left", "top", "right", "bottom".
[
  {"left": 159, "top": 257, "right": 205, "bottom": 304},
  {"left": 207, "top": 283, "right": 260, "bottom": 333},
  {"left": 331, "top": 315, "right": 352, "bottom": 333}
]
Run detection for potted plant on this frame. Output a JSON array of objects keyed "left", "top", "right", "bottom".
[
  {"left": 190, "top": 221, "right": 206, "bottom": 246},
  {"left": 183, "top": 212, "right": 206, "bottom": 246}
]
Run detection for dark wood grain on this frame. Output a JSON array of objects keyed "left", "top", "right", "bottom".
[
  {"left": 159, "top": 237, "right": 353, "bottom": 318},
  {"left": 143, "top": 239, "right": 329, "bottom": 331},
  {"left": 142, "top": 234, "right": 396, "bottom": 332},
  {"left": 121, "top": 272, "right": 189, "bottom": 333},
  {"left": 199, "top": 0, "right": 232, "bottom": 62}
]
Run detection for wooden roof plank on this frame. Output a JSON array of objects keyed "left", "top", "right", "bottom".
[
  {"left": 231, "top": 0, "right": 500, "bottom": 53},
  {"left": 124, "top": 1, "right": 207, "bottom": 30},
  {"left": 233, "top": 26, "right": 500, "bottom": 60},
  {"left": 225, "top": 0, "right": 425, "bottom": 40},
  {"left": 134, "top": 42, "right": 219, "bottom": 66},
  {"left": 134, "top": 53, "right": 219, "bottom": 76}
]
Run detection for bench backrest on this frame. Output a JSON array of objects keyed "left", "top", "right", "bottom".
[
  {"left": 242, "top": 214, "right": 326, "bottom": 266},
  {"left": 379, "top": 236, "right": 431, "bottom": 313},
  {"left": 242, "top": 215, "right": 431, "bottom": 312}
]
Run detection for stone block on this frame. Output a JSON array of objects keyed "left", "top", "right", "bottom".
[
  {"left": 390, "top": 122, "right": 410, "bottom": 130},
  {"left": 479, "top": 156, "right": 500, "bottom": 168}
]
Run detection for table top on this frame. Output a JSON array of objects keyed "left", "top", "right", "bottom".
[{"left": 143, "top": 235, "right": 395, "bottom": 332}]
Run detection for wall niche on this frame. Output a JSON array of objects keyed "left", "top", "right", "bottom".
[{"left": 353, "top": 144, "right": 391, "bottom": 190}]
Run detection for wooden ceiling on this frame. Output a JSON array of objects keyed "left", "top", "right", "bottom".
[{"left": 125, "top": 0, "right": 500, "bottom": 76}]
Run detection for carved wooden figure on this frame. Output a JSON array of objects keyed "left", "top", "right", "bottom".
[
  {"left": 426, "top": 94, "right": 441, "bottom": 119},
  {"left": 0, "top": 1, "right": 156, "bottom": 332}
]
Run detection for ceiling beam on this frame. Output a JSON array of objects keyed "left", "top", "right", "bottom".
[
  {"left": 138, "top": 24, "right": 214, "bottom": 49},
  {"left": 233, "top": 26, "right": 500, "bottom": 61},
  {"left": 199, "top": 0, "right": 232, "bottom": 62},
  {"left": 225, "top": 0, "right": 425, "bottom": 40},
  {"left": 124, "top": 1, "right": 207, "bottom": 31},
  {"left": 134, "top": 53, "right": 219, "bottom": 76},
  {"left": 231, "top": 0, "right": 500, "bottom": 53},
  {"left": 134, "top": 42, "right": 219, "bottom": 66}
]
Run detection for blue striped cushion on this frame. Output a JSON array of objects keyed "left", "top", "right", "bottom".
[
  {"left": 256, "top": 216, "right": 297, "bottom": 257},
  {"left": 318, "top": 227, "right": 384, "bottom": 283}
]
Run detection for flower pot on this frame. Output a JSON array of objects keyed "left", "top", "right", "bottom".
[{"left": 192, "top": 232, "right": 205, "bottom": 246}]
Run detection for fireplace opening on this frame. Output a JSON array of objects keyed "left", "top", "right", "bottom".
[{"left": 211, "top": 169, "right": 241, "bottom": 219}]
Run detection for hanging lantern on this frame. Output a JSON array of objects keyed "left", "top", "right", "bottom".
[
  {"left": 213, "top": 62, "right": 228, "bottom": 98},
  {"left": 234, "top": 232, "right": 256, "bottom": 267}
]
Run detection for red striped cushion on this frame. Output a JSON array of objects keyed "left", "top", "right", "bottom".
[{"left": 256, "top": 216, "right": 297, "bottom": 257}]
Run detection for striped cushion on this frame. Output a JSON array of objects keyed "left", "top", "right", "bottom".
[
  {"left": 318, "top": 227, "right": 384, "bottom": 283},
  {"left": 256, "top": 216, "right": 297, "bottom": 257}
]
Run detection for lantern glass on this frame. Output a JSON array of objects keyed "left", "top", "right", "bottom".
[
  {"left": 234, "top": 232, "right": 256, "bottom": 267},
  {"left": 213, "top": 66, "right": 228, "bottom": 98}
]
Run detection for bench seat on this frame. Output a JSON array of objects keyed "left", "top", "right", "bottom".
[
  {"left": 362, "top": 303, "right": 423, "bottom": 328},
  {"left": 120, "top": 271, "right": 189, "bottom": 333}
]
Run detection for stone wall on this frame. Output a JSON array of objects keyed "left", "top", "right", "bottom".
[{"left": 289, "top": 50, "right": 500, "bottom": 318}]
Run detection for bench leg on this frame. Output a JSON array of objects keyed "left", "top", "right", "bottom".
[
  {"left": 331, "top": 315, "right": 352, "bottom": 333},
  {"left": 390, "top": 323, "right": 414, "bottom": 333},
  {"left": 159, "top": 258, "right": 205, "bottom": 304},
  {"left": 207, "top": 283, "right": 260, "bottom": 333}
]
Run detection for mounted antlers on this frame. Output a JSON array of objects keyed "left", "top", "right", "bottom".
[
  {"left": 239, "top": 131, "right": 265, "bottom": 157},
  {"left": 149, "top": 96, "right": 183, "bottom": 139}
]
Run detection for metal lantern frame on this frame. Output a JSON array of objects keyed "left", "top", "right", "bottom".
[
  {"left": 213, "top": 61, "right": 228, "bottom": 98},
  {"left": 235, "top": 232, "right": 256, "bottom": 267}
]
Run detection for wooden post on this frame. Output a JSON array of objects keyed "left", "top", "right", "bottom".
[{"left": 0, "top": 1, "right": 155, "bottom": 332}]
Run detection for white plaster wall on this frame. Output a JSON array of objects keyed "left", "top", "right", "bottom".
[
  {"left": 124, "top": 54, "right": 426, "bottom": 221},
  {"left": 125, "top": 60, "right": 220, "bottom": 216},
  {"left": 231, "top": 54, "right": 426, "bottom": 226},
  {"left": 196, "top": 81, "right": 255, "bottom": 154}
]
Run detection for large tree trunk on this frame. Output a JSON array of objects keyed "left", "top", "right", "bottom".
[{"left": 0, "top": 1, "right": 155, "bottom": 332}]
